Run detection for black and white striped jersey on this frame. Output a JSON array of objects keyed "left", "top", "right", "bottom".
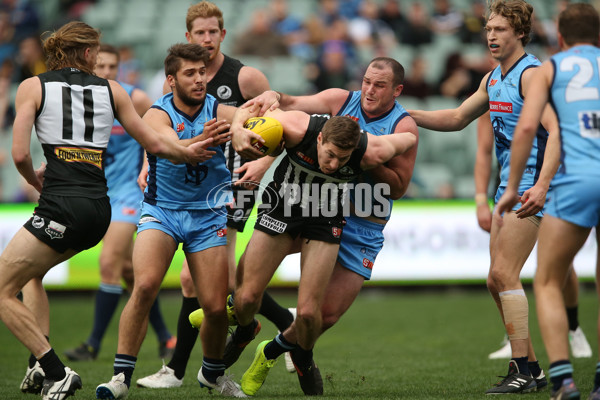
[
  {"left": 267, "top": 115, "right": 367, "bottom": 216},
  {"left": 35, "top": 68, "right": 115, "bottom": 198}
]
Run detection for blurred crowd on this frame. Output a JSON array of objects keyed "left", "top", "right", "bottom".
[{"left": 0, "top": 0, "right": 591, "bottom": 201}]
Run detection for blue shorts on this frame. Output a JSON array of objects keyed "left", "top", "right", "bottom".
[
  {"left": 545, "top": 174, "right": 600, "bottom": 228},
  {"left": 137, "top": 202, "right": 227, "bottom": 253},
  {"left": 109, "top": 189, "right": 142, "bottom": 224},
  {"left": 495, "top": 186, "right": 544, "bottom": 217},
  {"left": 336, "top": 215, "right": 385, "bottom": 280}
]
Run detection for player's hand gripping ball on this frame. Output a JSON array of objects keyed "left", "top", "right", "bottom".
[{"left": 243, "top": 116, "right": 283, "bottom": 156}]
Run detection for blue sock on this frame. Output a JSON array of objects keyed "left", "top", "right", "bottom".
[
  {"left": 113, "top": 354, "right": 137, "bottom": 388},
  {"left": 201, "top": 357, "right": 225, "bottom": 384},
  {"left": 549, "top": 360, "right": 573, "bottom": 391},
  {"left": 264, "top": 333, "right": 295, "bottom": 360},
  {"left": 87, "top": 283, "right": 122, "bottom": 350},
  {"left": 149, "top": 296, "right": 171, "bottom": 343}
]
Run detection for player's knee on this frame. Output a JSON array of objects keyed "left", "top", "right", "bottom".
[
  {"left": 131, "top": 279, "right": 161, "bottom": 304},
  {"left": 235, "top": 288, "right": 261, "bottom": 312},
  {"left": 296, "top": 306, "right": 319, "bottom": 328},
  {"left": 180, "top": 275, "right": 196, "bottom": 297}
]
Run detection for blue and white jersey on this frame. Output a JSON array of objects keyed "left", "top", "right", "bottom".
[
  {"left": 105, "top": 82, "right": 144, "bottom": 200},
  {"left": 336, "top": 91, "right": 410, "bottom": 221},
  {"left": 549, "top": 45, "right": 600, "bottom": 179},
  {"left": 143, "top": 93, "right": 231, "bottom": 210},
  {"left": 487, "top": 54, "right": 548, "bottom": 193}
]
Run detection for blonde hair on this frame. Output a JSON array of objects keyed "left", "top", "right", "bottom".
[
  {"left": 42, "top": 21, "right": 100, "bottom": 74},
  {"left": 487, "top": 0, "right": 533, "bottom": 46},
  {"left": 186, "top": 1, "right": 224, "bottom": 32}
]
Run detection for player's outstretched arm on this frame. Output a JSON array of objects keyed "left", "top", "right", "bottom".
[
  {"left": 111, "top": 81, "right": 215, "bottom": 165},
  {"left": 408, "top": 73, "right": 491, "bottom": 131},
  {"left": 245, "top": 88, "right": 349, "bottom": 116}
]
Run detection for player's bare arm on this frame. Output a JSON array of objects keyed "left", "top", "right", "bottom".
[
  {"left": 408, "top": 73, "right": 492, "bottom": 131},
  {"left": 12, "top": 77, "right": 44, "bottom": 192},
  {"left": 360, "top": 131, "right": 417, "bottom": 171},
  {"left": 238, "top": 65, "right": 270, "bottom": 99},
  {"left": 130, "top": 88, "right": 153, "bottom": 118},
  {"left": 112, "top": 81, "right": 215, "bottom": 164},
  {"left": 367, "top": 115, "right": 419, "bottom": 199},
  {"left": 246, "top": 88, "right": 349, "bottom": 115},
  {"left": 474, "top": 112, "right": 494, "bottom": 232},
  {"left": 494, "top": 62, "right": 553, "bottom": 223},
  {"left": 514, "top": 66, "right": 561, "bottom": 217}
]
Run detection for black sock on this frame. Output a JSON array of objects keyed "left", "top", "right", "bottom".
[
  {"left": 38, "top": 349, "right": 66, "bottom": 381},
  {"left": 549, "top": 360, "right": 573, "bottom": 391},
  {"left": 259, "top": 291, "right": 294, "bottom": 332},
  {"left": 201, "top": 357, "right": 225, "bottom": 384},
  {"left": 28, "top": 353, "right": 37, "bottom": 368},
  {"left": 233, "top": 319, "right": 258, "bottom": 345},
  {"left": 291, "top": 346, "right": 313, "bottom": 372},
  {"left": 566, "top": 306, "right": 579, "bottom": 331},
  {"left": 264, "top": 333, "right": 295, "bottom": 360},
  {"left": 114, "top": 353, "right": 137, "bottom": 388},
  {"left": 167, "top": 296, "right": 199, "bottom": 379},
  {"left": 513, "top": 356, "right": 529, "bottom": 376},
  {"left": 528, "top": 361, "right": 542, "bottom": 378}
]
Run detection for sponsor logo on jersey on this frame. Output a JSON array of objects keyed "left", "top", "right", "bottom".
[
  {"left": 296, "top": 151, "right": 314, "bottom": 165},
  {"left": 45, "top": 221, "right": 66, "bottom": 240},
  {"left": 332, "top": 226, "right": 342, "bottom": 238},
  {"left": 32, "top": 215, "right": 44, "bottom": 229},
  {"left": 176, "top": 122, "right": 185, "bottom": 132},
  {"left": 122, "top": 207, "right": 137, "bottom": 216},
  {"left": 489, "top": 101, "right": 513, "bottom": 113},
  {"left": 217, "top": 228, "right": 227, "bottom": 237},
  {"left": 258, "top": 214, "right": 287, "bottom": 233},
  {"left": 579, "top": 111, "right": 600, "bottom": 138},
  {"left": 362, "top": 258, "right": 374, "bottom": 269},
  {"left": 55, "top": 147, "right": 103, "bottom": 168},
  {"left": 489, "top": 79, "right": 498, "bottom": 87},
  {"left": 343, "top": 114, "right": 359, "bottom": 122},
  {"left": 217, "top": 85, "right": 232, "bottom": 100}
]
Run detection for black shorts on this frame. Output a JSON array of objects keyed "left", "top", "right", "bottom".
[
  {"left": 24, "top": 193, "right": 111, "bottom": 253},
  {"left": 254, "top": 205, "right": 345, "bottom": 244},
  {"left": 226, "top": 186, "right": 257, "bottom": 232}
]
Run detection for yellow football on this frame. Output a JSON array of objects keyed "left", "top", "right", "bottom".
[{"left": 243, "top": 116, "right": 283, "bottom": 156}]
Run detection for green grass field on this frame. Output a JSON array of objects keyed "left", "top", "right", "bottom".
[{"left": 0, "top": 287, "right": 598, "bottom": 399}]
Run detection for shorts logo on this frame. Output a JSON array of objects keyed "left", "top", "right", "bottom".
[
  {"left": 232, "top": 208, "right": 245, "bottom": 222},
  {"left": 139, "top": 214, "right": 161, "bottom": 225},
  {"left": 217, "top": 85, "right": 232, "bottom": 100},
  {"left": 217, "top": 228, "right": 227, "bottom": 237},
  {"left": 362, "top": 258, "right": 374, "bottom": 269},
  {"left": 259, "top": 214, "right": 287, "bottom": 233},
  {"left": 45, "top": 221, "right": 66, "bottom": 240},
  {"left": 32, "top": 215, "right": 45, "bottom": 229},
  {"left": 55, "top": 147, "right": 103, "bottom": 169},
  {"left": 176, "top": 123, "right": 185, "bottom": 132},
  {"left": 332, "top": 227, "right": 342, "bottom": 238}
]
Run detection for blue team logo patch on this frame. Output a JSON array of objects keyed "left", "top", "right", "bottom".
[{"left": 578, "top": 111, "right": 600, "bottom": 138}]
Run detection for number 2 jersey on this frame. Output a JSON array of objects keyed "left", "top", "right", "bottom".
[
  {"left": 549, "top": 44, "right": 600, "bottom": 179},
  {"left": 143, "top": 93, "right": 231, "bottom": 210},
  {"left": 35, "top": 68, "right": 115, "bottom": 198}
]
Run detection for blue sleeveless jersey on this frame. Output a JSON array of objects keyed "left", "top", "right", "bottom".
[
  {"left": 105, "top": 82, "right": 144, "bottom": 200},
  {"left": 143, "top": 93, "right": 231, "bottom": 210},
  {"left": 487, "top": 54, "right": 548, "bottom": 193},
  {"left": 336, "top": 91, "right": 410, "bottom": 220},
  {"left": 549, "top": 45, "right": 600, "bottom": 179}
]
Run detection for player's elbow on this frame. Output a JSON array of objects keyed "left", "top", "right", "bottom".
[{"left": 11, "top": 149, "right": 30, "bottom": 166}]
